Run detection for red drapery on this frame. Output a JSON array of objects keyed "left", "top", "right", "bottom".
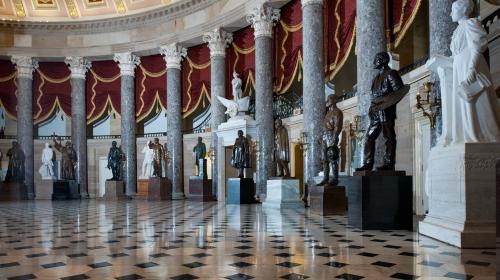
[
  {"left": 135, "top": 54, "right": 167, "bottom": 122},
  {"left": 181, "top": 44, "right": 211, "bottom": 117},
  {"left": 0, "top": 60, "right": 17, "bottom": 119},
  {"left": 389, "top": 0, "right": 422, "bottom": 47},
  {"left": 226, "top": 26, "right": 256, "bottom": 99},
  {"left": 86, "top": 60, "right": 121, "bottom": 124},
  {"left": 33, "top": 62, "right": 71, "bottom": 125}
]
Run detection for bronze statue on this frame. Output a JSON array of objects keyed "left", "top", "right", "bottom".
[
  {"left": 231, "top": 130, "right": 251, "bottom": 178},
  {"left": 53, "top": 137, "right": 77, "bottom": 180},
  {"left": 356, "top": 52, "right": 405, "bottom": 171},
  {"left": 193, "top": 137, "right": 207, "bottom": 177},
  {"left": 148, "top": 138, "right": 167, "bottom": 177},
  {"left": 5, "top": 141, "right": 25, "bottom": 183},
  {"left": 107, "top": 141, "right": 123, "bottom": 181},
  {"left": 317, "top": 95, "right": 343, "bottom": 186},
  {"left": 273, "top": 118, "right": 290, "bottom": 177}
]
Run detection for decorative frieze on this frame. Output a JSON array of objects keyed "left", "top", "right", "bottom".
[
  {"left": 203, "top": 28, "right": 233, "bottom": 58},
  {"left": 65, "top": 56, "right": 91, "bottom": 79},
  {"left": 11, "top": 56, "right": 39, "bottom": 79},
  {"left": 246, "top": 5, "right": 280, "bottom": 38},
  {"left": 113, "top": 52, "right": 140, "bottom": 76},
  {"left": 160, "top": 43, "right": 187, "bottom": 70}
]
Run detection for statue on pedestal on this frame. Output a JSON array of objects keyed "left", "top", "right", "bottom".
[
  {"left": 193, "top": 137, "right": 207, "bottom": 178},
  {"left": 216, "top": 72, "right": 251, "bottom": 120},
  {"left": 273, "top": 118, "right": 290, "bottom": 177},
  {"left": 5, "top": 141, "right": 25, "bottom": 183},
  {"left": 141, "top": 141, "right": 154, "bottom": 178},
  {"left": 317, "top": 95, "right": 343, "bottom": 186},
  {"left": 356, "top": 52, "right": 407, "bottom": 171},
  {"left": 53, "top": 137, "right": 77, "bottom": 180},
  {"left": 149, "top": 138, "right": 167, "bottom": 177},
  {"left": 38, "top": 143, "right": 55, "bottom": 179},
  {"left": 231, "top": 130, "right": 251, "bottom": 178},
  {"left": 107, "top": 141, "right": 123, "bottom": 181}
]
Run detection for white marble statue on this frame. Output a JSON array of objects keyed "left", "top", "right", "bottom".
[
  {"left": 232, "top": 72, "right": 243, "bottom": 100},
  {"left": 38, "top": 143, "right": 54, "bottom": 179},
  {"left": 217, "top": 72, "right": 251, "bottom": 120},
  {"left": 141, "top": 141, "right": 154, "bottom": 178}
]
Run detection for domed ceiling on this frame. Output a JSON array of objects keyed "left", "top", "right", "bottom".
[{"left": 0, "top": 0, "right": 181, "bottom": 22}]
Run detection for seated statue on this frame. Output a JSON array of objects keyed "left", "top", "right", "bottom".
[
  {"left": 5, "top": 141, "right": 25, "bottom": 183},
  {"left": 231, "top": 130, "right": 251, "bottom": 178}
]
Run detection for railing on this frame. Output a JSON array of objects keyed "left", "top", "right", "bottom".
[
  {"left": 136, "top": 132, "right": 167, "bottom": 138},
  {"left": 90, "top": 135, "right": 121, "bottom": 140},
  {"left": 337, "top": 90, "right": 357, "bottom": 102},
  {"left": 482, "top": 8, "right": 500, "bottom": 34},
  {"left": 400, "top": 55, "right": 429, "bottom": 76},
  {"left": 37, "top": 135, "right": 71, "bottom": 141},
  {"left": 273, "top": 91, "right": 302, "bottom": 120},
  {"left": 0, "top": 135, "right": 16, "bottom": 140}
]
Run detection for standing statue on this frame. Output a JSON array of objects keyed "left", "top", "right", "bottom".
[
  {"left": 232, "top": 72, "right": 243, "bottom": 100},
  {"left": 273, "top": 118, "right": 290, "bottom": 177},
  {"left": 356, "top": 52, "right": 407, "bottom": 172},
  {"left": 141, "top": 141, "right": 154, "bottom": 178},
  {"left": 53, "top": 137, "right": 77, "bottom": 180},
  {"left": 38, "top": 143, "right": 55, "bottom": 179},
  {"left": 149, "top": 138, "right": 167, "bottom": 177},
  {"left": 5, "top": 141, "right": 25, "bottom": 183},
  {"left": 231, "top": 130, "right": 251, "bottom": 178},
  {"left": 318, "top": 95, "right": 344, "bottom": 185},
  {"left": 193, "top": 137, "right": 207, "bottom": 177},
  {"left": 107, "top": 141, "right": 123, "bottom": 181}
]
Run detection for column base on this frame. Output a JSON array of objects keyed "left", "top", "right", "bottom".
[{"left": 171, "top": 192, "right": 185, "bottom": 200}]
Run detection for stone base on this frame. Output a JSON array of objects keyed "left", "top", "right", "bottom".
[
  {"left": 227, "top": 178, "right": 257, "bottom": 204},
  {"left": 345, "top": 172, "right": 412, "bottom": 230},
  {"left": 52, "top": 180, "right": 80, "bottom": 200},
  {"left": 188, "top": 176, "right": 215, "bottom": 202},
  {"left": 102, "top": 180, "right": 127, "bottom": 200},
  {"left": 148, "top": 177, "right": 172, "bottom": 201},
  {"left": 137, "top": 179, "right": 149, "bottom": 199},
  {"left": 419, "top": 143, "right": 499, "bottom": 248},
  {"left": 264, "top": 178, "right": 302, "bottom": 208},
  {"left": 0, "top": 182, "right": 28, "bottom": 201},
  {"left": 36, "top": 179, "right": 54, "bottom": 200},
  {"left": 309, "top": 185, "right": 346, "bottom": 215}
]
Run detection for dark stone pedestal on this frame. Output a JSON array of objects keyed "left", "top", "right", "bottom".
[
  {"left": 346, "top": 171, "right": 412, "bottom": 230},
  {"left": 52, "top": 180, "right": 80, "bottom": 200},
  {"left": 0, "top": 182, "right": 28, "bottom": 201},
  {"left": 227, "top": 178, "right": 257, "bottom": 204},
  {"left": 148, "top": 177, "right": 172, "bottom": 201},
  {"left": 137, "top": 179, "right": 149, "bottom": 200},
  {"left": 310, "top": 185, "right": 347, "bottom": 215},
  {"left": 189, "top": 176, "right": 216, "bottom": 201},
  {"left": 103, "top": 180, "right": 127, "bottom": 200}
]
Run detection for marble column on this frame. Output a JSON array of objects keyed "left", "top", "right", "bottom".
[
  {"left": 301, "top": 0, "right": 325, "bottom": 185},
  {"left": 203, "top": 28, "right": 233, "bottom": 199},
  {"left": 65, "top": 57, "right": 91, "bottom": 197},
  {"left": 247, "top": 4, "right": 280, "bottom": 199},
  {"left": 429, "top": 0, "right": 456, "bottom": 146},
  {"left": 356, "top": 0, "right": 386, "bottom": 166},
  {"left": 10, "top": 56, "right": 38, "bottom": 198},
  {"left": 114, "top": 53, "right": 140, "bottom": 196},
  {"left": 160, "top": 43, "right": 187, "bottom": 200}
]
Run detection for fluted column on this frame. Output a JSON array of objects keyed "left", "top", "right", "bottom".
[
  {"left": 65, "top": 56, "right": 91, "bottom": 197},
  {"left": 11, "top": 56, "right": 38, "bottom": 198},
  {"left": 247, "top": 4, "right": 280, "bottom": 200},
  {"left": 203, "top": 28, "right": 233, "bottom": 199},
  {"left": 356, "top": 0, "right": 386, "bottom": 166},
  {"left": 114, "top": 53, "right": 140, "bottom": 196},
  {"left": 160, "top": 43, "right": 187, "bottom": 200},
  {"left": 301, "top": 0, "right": 325, "bottom": 186}
]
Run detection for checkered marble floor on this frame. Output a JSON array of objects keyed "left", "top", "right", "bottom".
[{"left": 0, "top": 200, "right": 495, "bottom": 280}]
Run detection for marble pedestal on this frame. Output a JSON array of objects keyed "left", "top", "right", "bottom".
[
  {"left": 227, "top": 178, "right": 257, "bottom": 204},
  {"left": 263, "top": 178, "right": 302, "bottom": 208},
  {"left": 309, "top": 185, "right": 347, "bottom": 215},
  {"left": 36, "top": 179, "right": 54, "bottom": 200},
  {"left": 52, "top": 180, "right": 80, "bottom": 200},
  {"left": 419, "top": 143, "right": 499, "bottom": 248},
  {"left": 346, "top": 171, "right": 412, "bottom": 230},
  {"left": 189, "top": 176, "right": 215, "bottom": 202},
  {"left": 137, "top": 178, "right": 149, "bottom": 199},
  {"left": 0, "top": 182, "right": 28, "bottom": 201},
  {"left": 102, "top": 181, "right": 127, "bottom": 200},
  {"left": 148, "top": 177, "right": 172, "bottom": 201}
]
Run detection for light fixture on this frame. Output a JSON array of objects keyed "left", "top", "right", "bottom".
[{"left": 416, "top": 81, "right": 441, "bottom": 128}]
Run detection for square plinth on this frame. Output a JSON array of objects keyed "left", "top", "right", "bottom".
[
  {"left": 227, "top": 178, "right": 257, "bottom": 204},
  {"left": 309, "top": 185, "right": 347, "bottom": 216},
  {"left": 36, "top": 180, "right": 53, "bottom": 200},
  {"left": 148, "top": 177, "right": 172, "bottom": 201},
  {"left": 137, "top": 179, "right": 149, "bottom": 199},
  {"left": 102, "top": 180, "right": 127, "bottom": 200},
  {"left": 188, "top": 176, "right": 215, "bottom": 202},
  {"left": 0, "top": 182, "right": 28, "bottom": 201},
  {"left": 264, "top": 178, "right": 303, "bottom": 208},
  {"left": 345, "top": 171, "right": 412, "bottom": 230},
  {"left": 52, "top": 180, "right": 80, "bottom": 200}
]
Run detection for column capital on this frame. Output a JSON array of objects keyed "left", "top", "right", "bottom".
[
  {"left": 203, "top": 28, "right": 233, "bottom": 58},
  {"left": 160, "top": 43, "right": 187, "bottom": 70},
  {"left": 301, "top": 0, "right": 324, "bottom": 8},
  {"left": 113, "top": 52, "right": 140, "bottom": 76},
  {"left": 65, "top": 56, "right": 91, "bottom": 79},
  {"left": 11, "top": 56, "right": 39, "bottom": 79},
  {"left": 246, "top": 5, "right": 280, "bottom": 38}
]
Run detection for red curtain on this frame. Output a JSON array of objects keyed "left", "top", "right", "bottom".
[
  {"left": 135, "top": 54, "right": 167, "bottom": 122},
  {"left": 181, "top": 44, "right": 211, "bottom": 117},
  {"left": 389, "top": 0, "right": 422, "bottom": 47},
  {"left": 86, "top": 60, "right": 121, "bottom": 124},
  {"left": 0, "top": 60, "right": 17, "bottom": 119},
  {"left": 226, "top": 26, "right": 256, "bottom": 99},
  {"left": 33, "top": 62, "right": 71, "bottom": 125}
]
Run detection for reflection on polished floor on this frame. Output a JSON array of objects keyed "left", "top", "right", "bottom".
[{"left": 0, "top": 200, "right": 495, "bottom": 280}]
